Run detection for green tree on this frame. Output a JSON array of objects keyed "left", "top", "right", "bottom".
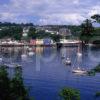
[
  {"left": 10, "top": 66, "right": 29, "bottom": 100},
  {"left": 59, "top": 87, "right": 80, "bottom": 100},
  {"left": 0, "top": 65, "right": 32, "bottom": 100},
  {"left": 28, "top": 27, "right": 36, "bottom": 39},
  {"left": 81, "top": 19, "right": 94, "bottom": 36},
  {"left": 0, "top": 66, "right": 11, "bottom": 100},
  {"left": 80, "top": 19, "right": 94, "bottom": 43},
  {"left": 91, "top": 14, "right": 100, "bottom": 23}
]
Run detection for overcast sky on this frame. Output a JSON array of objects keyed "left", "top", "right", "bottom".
[{"left": 0, "top": 0, "right": 100, "bottom": 25}]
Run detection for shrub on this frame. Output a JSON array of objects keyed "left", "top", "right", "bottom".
[{"left": 59, "top": 87, "right": 80, "bottom": 100}]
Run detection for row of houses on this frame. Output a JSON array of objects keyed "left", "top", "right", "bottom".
[
  {"left": 30, "top": 38, "right": 55, "bottom": 46},
  {"left": 36, "top": 25, "right": 72, "bottom": 36}
]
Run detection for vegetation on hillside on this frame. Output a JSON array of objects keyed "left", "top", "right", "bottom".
[{"left": 0, "top": 14, "right": 100, "bottom": 42}]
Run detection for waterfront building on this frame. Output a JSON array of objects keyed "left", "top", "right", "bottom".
[{"left": 59, "top": 28, "right": 72, "bottom": 36}]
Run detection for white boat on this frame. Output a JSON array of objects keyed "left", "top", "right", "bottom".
[
  {"left": 72, "top": 44, "right": 87, "bottom": 74},
  {"left": 72, "top": 67, "right": 87, "bottom": 74},
  {"left": 28, "top": 52, "right": 34, "bottom": 56},
  {"left": 21, "top": 54, "right": 27, "bottom": 60},
  {"left": 29, "top": 48, "right": 32, "bottom": 51},
  {"left": 65, "top": 58, "right": 71, "bottom": 65},
  {"left": 77, "top": 52, "right": 82, "bottom": 57},
  {"left": 77, "top": 44, "right": 82, "bottom": 57},
  {"left": 65, "top": 47, "right": 71, "bottom": 65},
  {"left": 4, "top": 63, "right": 21, "bottom": 68},
  {"left": 86, "top": 43, "right": 94, "bottom": 47}
]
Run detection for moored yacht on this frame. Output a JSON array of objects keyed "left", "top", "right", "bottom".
[
  {"left": 65, "top": 58, "right": 71, "bottom": 65},
  {"left": 72, "top": 67, "right": 87, "bottom": 74}
]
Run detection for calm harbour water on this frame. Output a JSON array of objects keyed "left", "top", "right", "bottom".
[{"left": 1, "top": 46, "right": 100, "bottom": 100}]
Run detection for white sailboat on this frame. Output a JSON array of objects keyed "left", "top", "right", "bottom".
[
  {"left": 28, "top": 47, "right": 35, "bottom": 56},
  {"left": 65, "top": 57, "right": 71, "bottom": 65},
  {"left": 77, "top": 44, "right": 82, "bottom": 57},
  {"left": 21, "top": 47, "right": 27, "bottom": 60},
  {"left": 72, "top": 67, "right": 87, "bottom": 74},
  {"left": 72, "top": 44, "right": 87, "bottom": 74},
  {"left": 65, "top": 48, "right": 71, "bottom": 65},
  {"left": 28, "top": 52, "right": 34, "bottom": 56}
]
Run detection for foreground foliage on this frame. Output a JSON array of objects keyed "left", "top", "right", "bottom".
[
  {"left": 59, "top": 87, "right": 80, "bottom": 100},
  {"left": 0, "top": 65, "right": 32, "bottom": 100},
  {"left": 87, "top": 64, "right": 100, "bottom": 76},
  {"left": 95, "top": 92, "right": 100, "bottom": 97}
]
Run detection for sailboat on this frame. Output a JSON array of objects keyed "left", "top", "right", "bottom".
[
  {"left": 77, "top": 44, "right": 82, "bottom": 57},
  {"left": 72, "top": 44, "right": 87, "bottom": 74},
  {"left": 28, "top": 47, "right": 35, "bottom": 56},
  {"left": 65, "top": 57, "right": 71, "bottom": 65},
  {"left": 65, "top": 48, "right": 71, "bottom": 65},
  {"left": 72, "top": 67, "right": 87, "bottom": 74},
  {"left": 21, "top": 46, "right": 27, "bottom": 60}
]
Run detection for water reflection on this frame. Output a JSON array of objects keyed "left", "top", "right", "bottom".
[
  {"left": 0, "top": 46, "right": 100, "bottom": 100},
  {"left": 0, "top": 46, "right": 100, "bottom": 70}
]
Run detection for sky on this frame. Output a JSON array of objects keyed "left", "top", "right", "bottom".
[{"left": 0, "top": 0, "right": 100, "bottom": 25}]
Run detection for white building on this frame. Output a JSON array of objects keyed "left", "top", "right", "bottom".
[{"left": 59, "top": 28, "right": 71, "bottom": 36}]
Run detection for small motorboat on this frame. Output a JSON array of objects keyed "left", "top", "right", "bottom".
[
  {"left": 28, "top": 48, "right": 32, "bottom": 51},
  {"left": 28, "top": 52, "right": 34, "bottom": 56},
  {"left": 72, "top": 67, "right": 87, "bottom": 74},
  {"left": 21, "top": 54, "right": 27, "bottom": 58},
  {"left": 77, "top": 52, "right": 82, "bottom": 57},
  {"left": 65, "top": 58, "right": 71, "bottom": 65}
]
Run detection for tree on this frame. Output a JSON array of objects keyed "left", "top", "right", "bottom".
[
  {"left": 91, "top": 14, "right": 100, "bottom": 23},
  {"left": 59, "top": 87, "right": 80, "bottom": 100},
  {"left": 0, "top": 66, "right": 11, "bottom": 100},
  {"left": 80, "top": 19, "right": 94, "bottom": 43},
  {"left": 28, "top": 27, "right": 36, "bottom": 39},
  {"left": 10, "top": 66, "right": 30, "bottom": 100},
  {"left": 0, "top": 65, "right": 32, "bottom": 100},
  {"left": 81, "top": 19, "right": 94, "bottom": 36}
]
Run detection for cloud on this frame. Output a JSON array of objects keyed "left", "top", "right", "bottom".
[
  {"left": 0, "top": 0, "right": 100, "bottom": 25},
  {"left": 73, "top": 0, "right": 80, "bottom": 5},
  {"left": 88, "top": 5, "right": 100, "bottom": 16},
  {"left": 38, "top": 13, "right": 85, "bottom": 25}
]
